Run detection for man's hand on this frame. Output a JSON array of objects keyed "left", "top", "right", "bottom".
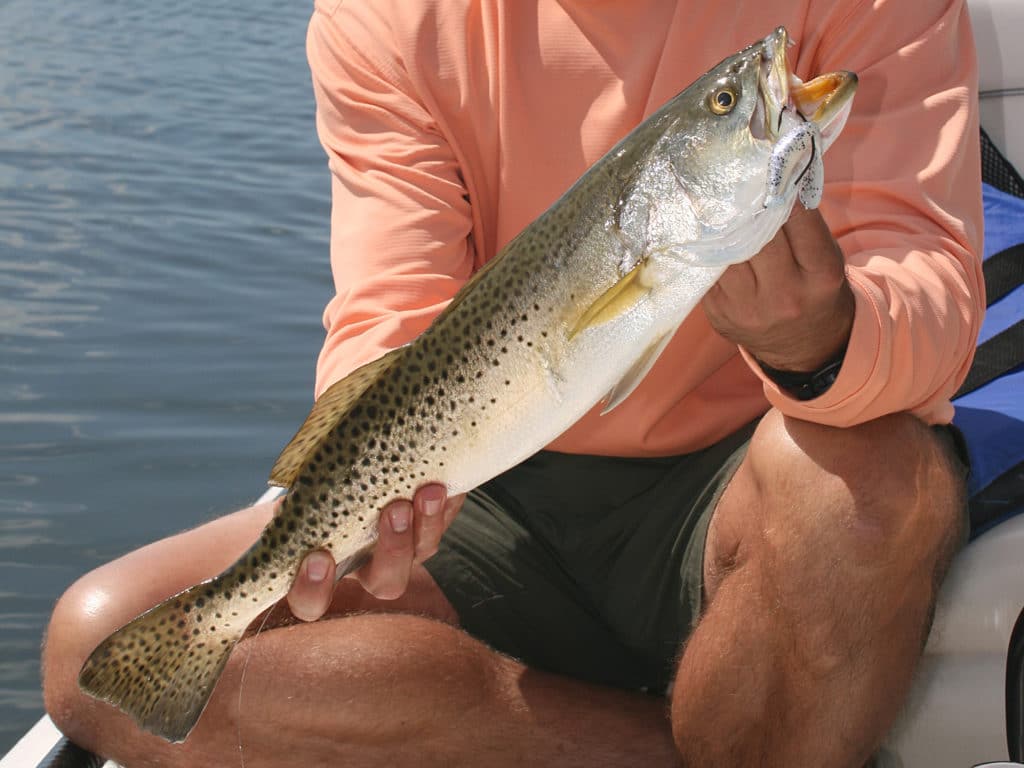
[
  {"left": 702, "top": 205, "right": 855, "bottom": 372},
  {"left": 286, "top": 483, "right": 465, "bottom": 622}
]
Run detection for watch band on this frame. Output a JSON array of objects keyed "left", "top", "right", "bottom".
[{"left": 758, "top": 349, "right": 846, "bottom": 401}]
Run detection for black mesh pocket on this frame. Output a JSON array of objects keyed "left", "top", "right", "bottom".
[{"left": 982, "top": 127, "right": 1024, "bottom": 198}]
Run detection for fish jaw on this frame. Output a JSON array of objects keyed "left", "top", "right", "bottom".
[
  {"left": 756, "top": 27, "right": 792, "bottom": 142},
  {"left": 754, "top": 26, "right": 857, "bottom": 147}
]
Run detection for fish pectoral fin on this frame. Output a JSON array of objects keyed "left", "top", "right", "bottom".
[
  {"left": 601, "top": 329, "right": 675, "bottom": 414},
  {"left": 569, "top": 262, "right": 650, "bottom": 340},
  {"left": 268, "top": 346, "right": 406, "bottom": 488}
]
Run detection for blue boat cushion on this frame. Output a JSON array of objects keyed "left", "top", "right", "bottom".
[{"left": 952, "top": 130, "right": 1024, "bottom": 538}]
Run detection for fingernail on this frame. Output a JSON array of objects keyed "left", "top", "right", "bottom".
[
  {"left": 306, "top": 554, "right": 330, "bottom": 583},
  {"left": 423, "top": 497, "right": 443, "bottom": 517},
  {"left": 389, "top": 504, "right": 411, "bottom": 533}
]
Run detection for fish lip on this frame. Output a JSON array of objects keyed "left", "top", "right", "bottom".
[
  {"left": 754, "top": 26, "right": 858, "bottom": 141},
  {"left": 755, "top": 27, "right": 790, "bottom": 142}
]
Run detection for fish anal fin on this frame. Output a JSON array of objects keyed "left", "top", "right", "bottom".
[
  {"left": 268, "top": 346, "right": 406, "bottom": 488},
  {"left": 569, "top": 263, "right": 650, "bottom": 340},
  {"left": 601, "top": 330, "right": 675, "bottom": 414}
]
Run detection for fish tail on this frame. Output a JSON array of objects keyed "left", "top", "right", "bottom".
[{"left": 78, "top": 577, "right": 248, "bottom": 743}]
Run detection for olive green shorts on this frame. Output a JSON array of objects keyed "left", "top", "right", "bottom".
[{"left": 423, "top": 422, "right": 757, "bottom": 694}]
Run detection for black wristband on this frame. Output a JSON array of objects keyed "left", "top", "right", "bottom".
[{"left": 758, "top": 348, "right": 846, "bottom": 401}]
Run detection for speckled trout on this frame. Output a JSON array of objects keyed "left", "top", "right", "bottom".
[{"left": 79, "top": 27, "right": 856, "bottom": 742}]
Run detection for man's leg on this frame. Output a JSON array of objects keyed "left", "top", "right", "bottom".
[
  {"left": 43, "top": 502, "right": 677, "bottom": 767},
  {"left": 671, "top": 410, "right": 967, "bottom": 767}
]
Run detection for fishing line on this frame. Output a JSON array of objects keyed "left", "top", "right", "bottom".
[{"left": 235, "top": 606, "right": 275, "bottom": 768}]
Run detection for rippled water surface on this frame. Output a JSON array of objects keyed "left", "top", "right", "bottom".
[{"left": 0, "top": 0, "right": 332, "bottom": 750}]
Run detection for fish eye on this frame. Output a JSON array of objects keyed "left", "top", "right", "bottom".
[{"left": 709, "top": 87, "right": 737, "bottom": 115}]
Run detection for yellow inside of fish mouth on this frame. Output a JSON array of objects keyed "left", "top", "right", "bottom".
[{"left": 789, "top": 71, "right": 858, "bottom": 125}]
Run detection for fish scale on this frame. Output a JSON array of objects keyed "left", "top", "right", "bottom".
[{"left": 77, "top": 26, "right": 857, "bottom": 742}]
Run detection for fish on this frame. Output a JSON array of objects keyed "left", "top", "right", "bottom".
[{"left": 78, "top": 26, "right": 857, "bottom": 742}]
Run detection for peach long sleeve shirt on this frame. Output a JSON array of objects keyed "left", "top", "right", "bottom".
[{"left": 307, "top": 0, "right": 984, "bottom": 458}]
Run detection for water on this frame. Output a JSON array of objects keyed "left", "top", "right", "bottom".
[{"left": 0, "top": 0, "right": 332, "bottom": 750}]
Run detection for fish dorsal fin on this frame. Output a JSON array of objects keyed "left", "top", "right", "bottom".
[
  {"left": 569, "top": 261, "right": 650, "bottom": 340},
  {"left": 268, "top": 347, "right": 406, "bottom": 488},
  {"left": 601, "top": 329, "right": 675, "bottom": 414}
]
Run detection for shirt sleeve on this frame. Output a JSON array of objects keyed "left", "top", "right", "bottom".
[
  {"left": 741, "top": 0, "right": 985, "bottom": 426},
  {"left": 307, "top": 3, "right": 475, "bottom": 399}
]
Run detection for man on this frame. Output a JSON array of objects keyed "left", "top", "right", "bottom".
[{"left": 42, "top": 0, "right": 982, "bottom": 765}]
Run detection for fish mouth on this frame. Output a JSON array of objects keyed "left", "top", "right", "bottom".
[{"left": 752, "top": 27, "right": 858, "bottom": 146}]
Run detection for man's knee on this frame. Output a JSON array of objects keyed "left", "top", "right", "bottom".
[
  {"left": 706, "top": 410, "right": 968, "bottom": 616},
  {"left": 42, "top": 570, "right": 125, "bottom": 747},
  {"left": 749, "top": 410, "right": 965, "bottom": 552}
]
